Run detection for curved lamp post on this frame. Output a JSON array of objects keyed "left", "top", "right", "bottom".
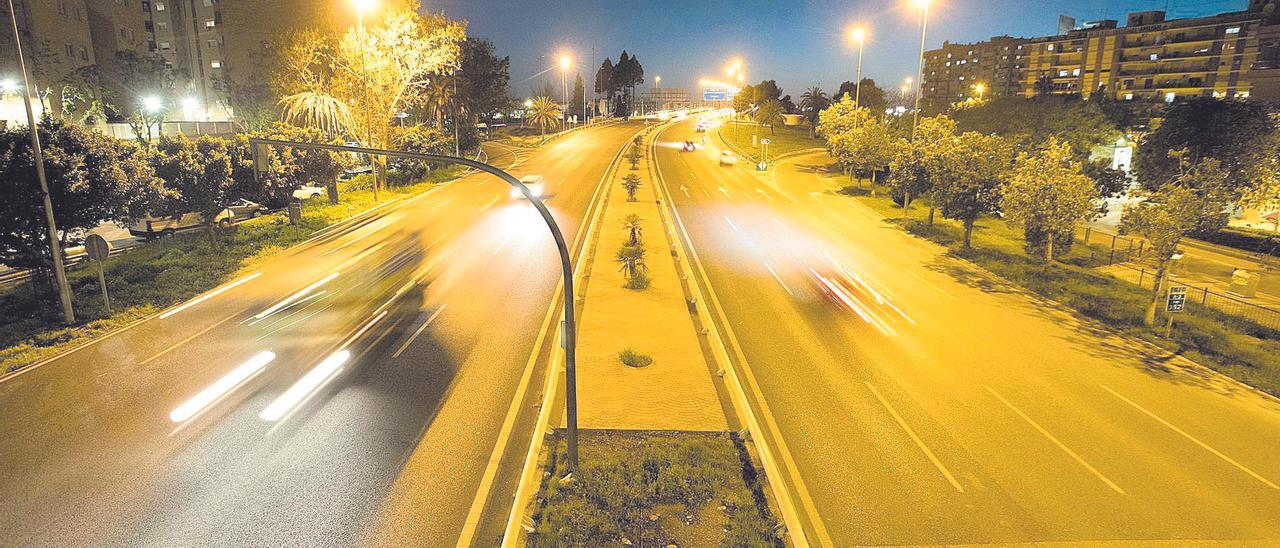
[{"left": 248, "top": 138, "right": 583, "bottom": 470}]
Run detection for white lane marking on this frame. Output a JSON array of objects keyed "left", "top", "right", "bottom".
[
  {"left": 701, "top": 188, "right": 713, "bottom": 199},
  {"left": 680, "top": 185, "right": 690, "bottom": 198},
  {"left": 763, "top": 262, "right": 794, "bottom": 296},
  {"left": 1101, "top": 384, "right": 1280, "bottom": 489},
  {"left": 724, "top": 215, "right": 741, "bottom": 233},
  {"left": 867, "top": 382, "right": 964, "bottom": 493},
  {"left": 493, "top": 235, "right": 512, "bottom": 255},
  {"left": 140, "top": 314, "right": 237, "bottom": 365},
  {"left": 772, "top": 217, "right": 792, "bottom": 233},
  {"left": 159, "top": 272, "right": 261, "bottom": 319},
  {"left": 430, "top": 198, "right": 454, "bottom": 211},
  {"left": 170, "top": 351, "right": 276, "bottom": 423},
  {"left": 756, "top": 188, "right": 776, "bottom": 202},
  {"left": 985, "top": 386, "right": 1126, "bottom": 494},
  {"left": 392, "top": 305, "right": 448, "bottom": 358},
  {"left": 906, "top": 269, "right": 958, "bottom": 300},
  {"left": 718, "top": 186, "right": 731, "bottom": 197},
  {"left": 253, "top": 272, "right": 339, "bottom": 320},
  {"left": 808, "top": 191, "right": 822, "bottom": 203},
  {"left": 481, "top": 197, "right": 499, "bottom": 211}
]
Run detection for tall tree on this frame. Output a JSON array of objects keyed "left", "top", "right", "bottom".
[
  {"left": 527, "top": 96, "right": 562, "bottom": 136},
  {"left": 950, "top": 95, "right": 1118, "bottom": 158},
  {"left": 886, "top": 115, "right": 955, "bottom": 211},
  {"left": 754, "top": 100, "right": 784, "bottom": 135},
  {"left": 595, "top": 58, "right": 616, "bottom": 111},
  {"left": 835, "top": 78, "right": 887, "bottom": 114},
  {"left": 1134, "top": 98, "right": 1278, "bottom": 197},
  {"left": 1002, "top": 138, "right": 1100, "bottom": 262},
  {"left": 933, "top": 132, "right": 1014, "bottom": 247},
  {"left": 457, "top": 37, "right": 511, "bottom": 122},
  {"left": 571, "top": 74, "right": 586, "bottom": 122},
  {"left": 1122, "top": 154, "right": 1231, "bottom": 325},
  {"left": 799, "top": 86, "right": 830, "bottom": 137},
  {"left": 150, "top": 135, "right": 236, "bottom": 235}
]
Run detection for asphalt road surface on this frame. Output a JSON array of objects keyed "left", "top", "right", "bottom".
[
  {"left": 654, "top": 116, "right": 1280, "bottom": 546},
  {"left": 0, "top": 122, "right": 641, "bottom": 546}
]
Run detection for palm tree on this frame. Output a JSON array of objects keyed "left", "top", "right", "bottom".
[
  {"left": 755, "top": 99, "right": 784, "bottom": 135},
  {"left": 615, "top": 244, "right": 648, "bottom": 280},
  {"left": 622, "top": 214, "right": 644, "bottom": 246},
  {"left": 621, "top": 174, "right": 642, "bottom": 202},
  {"left": 425, "top": 74, "right": 456, "bottom": 129},
  {"left": 279, "top": 91, "right": 355, "bottom": 136},
  {"left": 527, "top": 96, "right": 562, "bottom": 137},
  {"left": 799, "top": 86, "right": 830, "bottom": 137}
]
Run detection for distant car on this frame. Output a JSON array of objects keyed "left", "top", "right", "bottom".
[
  {"left": 339, "top": 165, "right": 374, "bottom": 181},
  {"left": 719, "top": 150, "right": 737, "bottom": 166},
  {"left": 511, "top": 174, "right": 547, "bottom": 199},
  {"left": 682, "top": 140, "right": 696, "bottom": 152},
  {"left": 695, "top": 120, "right": 708, "bottom": 132},
  {"left": 227, "top": 198, "right": 268, "bottom": 219},
  {"left": 128, "top": 209, "right": 236, "bottom": 239},
  {"left": 293, "top": 184, "right": 327, "bottom": 200}
]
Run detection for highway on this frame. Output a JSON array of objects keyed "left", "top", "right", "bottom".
[
  {"left": 653, "top": 116, "right": 1280, "bottom": 545},
  {"left": 0, "top": 122, "right": 641, "bottom": 545}
]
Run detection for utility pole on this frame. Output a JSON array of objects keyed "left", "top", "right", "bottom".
[{"left": 7, "top": 0, "right": 74, "bottom": 324}]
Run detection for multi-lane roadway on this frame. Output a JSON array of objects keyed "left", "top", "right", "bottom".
[
  {"left": 0, "top": 122, "right": 642, "bottom": 545},
  {"left": 653, "top": 116, "right": 1280, "bottom": 546}
]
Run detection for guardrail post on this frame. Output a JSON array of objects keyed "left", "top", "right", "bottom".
[
  {"left": 1109, "top": 234, "right": 1117, "bottom": 265},
  {"left": 1202, "top": 286, "right": 1209, "bottom": 304},
  {"left": 1137, "top": 268, "right": 1145, "bottom": 287}
]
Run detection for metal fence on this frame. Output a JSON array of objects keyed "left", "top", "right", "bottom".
[
  {"left": 1080, "top": 227, "right": 1146, "bottom": 265},
  {"left": 1116, "top": 262, "right": 1280, "bottom": 332}
]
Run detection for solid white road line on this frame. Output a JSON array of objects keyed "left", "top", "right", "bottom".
[
  {"left": 392, "top": 305, "right": 447, "bottom": 358},
  {"left": 701, "top": 188, "right": 713, "bottom": 199},
  {"left": 159, "top": 272, "right": 261, "bottom": 320},
  {"left": 492, "top": 236, "right": 512, "bottom": 255},
  {"left": 906, "top": 269, "right": 958, "bottom": 300},
  {"left": 430, "top": 198, "right": 454, "bottom": 211},
  {"left": 867, "top": 382, "right": 964, "bottom": 493},
  {"left": 985, "top": 385, "right": 1126, "bottom": 494},
  {"left": 764, "top": 262, "right": 794, "bottom": 296},
  {"left": 1101, "top": 384, "right": 1279, "bottom": 489},
  {"left": 724, "top": 215, "right": 741, "bottom": 233},
  {"left": 139, "top": 314, "right": 237, "bottom": 366},
  {"left": 772, "top": 217, "right": 792, "bottom": 234}
]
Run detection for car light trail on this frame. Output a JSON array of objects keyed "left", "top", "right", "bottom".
[
  {"left": 169, "top": 351, "right": 276, "bottom": 422},
  {"left": 159, "top": 272, "right": 261, "bottom": 319},
  {"left": 259, "top": 350, "right": 351, "bottom": 422},
  {"left": 253, "top": 272, "right": 339, "bottom": 320}
]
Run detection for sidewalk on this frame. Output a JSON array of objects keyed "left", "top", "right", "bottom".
[{"left": 572, "top": 128, "right": 727, "bottom": 432}]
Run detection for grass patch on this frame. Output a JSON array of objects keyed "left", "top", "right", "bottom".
[
  {"left": 854, "top": 184, "right": 1280, "bottom": 397},
  {"left": 0, "top": 166, "right": 464, "bottom": 374},
  {"left": 721, "top": 122, "right": 823, "bottom": 160},
  {"left": 619, "top": 348, "right": 654, "bottom": 368},
  {"left": 529, "top": 430, "right": 783, "bottom": 547}
]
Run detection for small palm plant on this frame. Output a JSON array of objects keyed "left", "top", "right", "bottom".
[
  {"left": 621, "top": 174, "right": 642, "bottom": 202},
  {"left": 622, "top": 214, "right": 644, "bottom": 246},
  {"left": 526, "top": 96, "right": 563, "bottom": 137},
  {"left": 615, "top": 244, "right": 650, "bottom": 289}
]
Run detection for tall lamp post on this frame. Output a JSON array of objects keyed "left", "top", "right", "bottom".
[
  {"left": 911, "top": 0, "right": 930, "bottom": 138},
  {"left": 973, "top": 82, "right": 987, "bottom": 101},
  {"left": 7, "top": 0, "right": 74, "bottom": 324},
  {"left": 851, "top": 27, "right": 866, "bottom": 106},
  {"left": 353, "top": 0, "right": 379, "bottom": 201},
  {"left": 652, "top": 75, "right": 660, "bottom": 114},
  {"left": 560, "top": 54, "right": 570, "bottom": 125}
]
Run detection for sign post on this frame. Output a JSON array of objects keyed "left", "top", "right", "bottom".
[
  {"left": 85, "top": 234, "right": 112, "bottom": 315},
  {"left": 1165, "top": 285, "right": 1186, "bottom": 338}
]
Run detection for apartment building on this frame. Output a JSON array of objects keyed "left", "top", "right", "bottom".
[
  {"left": 922, "top": 2, "right": 1280, "bottom": 106},
  {"left": 0, "top": 0, "right": 96, "bottom": 119}
]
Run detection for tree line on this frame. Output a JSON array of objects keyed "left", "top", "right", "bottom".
[{"left": 594, "top": 51, "right": 646, "bottom": 116}]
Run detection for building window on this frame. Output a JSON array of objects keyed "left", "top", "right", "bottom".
[
  {"left": 206, "top": 19, "right": 216, "bottom": 28},
  {"left": 155, "top": 2, "right": 165, "bottom": 10},
  {"left": 211, "top": 60, "right": 221, "bottom": 68},
  {"left": 1150, "top": 53, "right": 1159, "bottom": 61},
  {"left": 1058, "top": 69, "right": 1069, "bottom": 77},
  {"left": 79, "top": 47, "right": 88, "bottom": 61},
  {"left": 1240, "top": 90, "right": 1250, "bottom": 98},
  {"left": 1048, "top": 44, "right": 1055, "bottom": 51},
  {"left": 1164, "top": 92, "right": 1176, "bottom": 103},
  {"left": 1072, "top": 68, "right": 1081, "bottom": 76},
  {"left": 159, "top": 41, "right": 171, "bottom": 50},
  {"left": 1226, "top": 26, "right": 1241, "bottom": 35},
  {"left": 1124, "top": 93, "right": 1134, "bottom": 100},
  {"left": 207, "top": 39, "right": 219, "bottom": 48}
]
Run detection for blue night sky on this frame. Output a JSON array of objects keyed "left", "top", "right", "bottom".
[{"left": 434, "top": 0, "right": 1250, "bottom": 98}]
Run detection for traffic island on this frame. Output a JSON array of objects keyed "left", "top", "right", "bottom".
[{"left": 527, "top": 430, "right": 781, "bottom": 547}]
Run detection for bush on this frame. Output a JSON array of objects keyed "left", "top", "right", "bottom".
[
  {"left": 625, "top": 270, "right": 651, "bottom": 290},
  {"left": 1191, "top": 226, "right": 1280, "bottom": 258},
  {"left": 619, "top": 348, "right": 653, "bottom": 368}
]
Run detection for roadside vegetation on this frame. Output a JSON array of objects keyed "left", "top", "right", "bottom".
[{"left": 528, "top": 430, "right": 782, "bottom": 547}]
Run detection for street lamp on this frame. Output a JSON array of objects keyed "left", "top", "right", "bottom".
[
  {"left": 850, "top": 26, "right": 867, "bottom": 106},
  {"left": 911, "top": 0, "right": 931, "bottom": 138},
  {"left": 973, "top": 82, "right": 986, "bottom": 101},
  {"left": 353, "top": 0, "right": 379, "bottom": 201},
  {"left": 5, "top": 0, "right": 73, "bottom": 324},
  {"left": 560, "top": 54, "right": 571, "bottom": 123}
]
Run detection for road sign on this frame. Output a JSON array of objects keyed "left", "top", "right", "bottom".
[
  {"left": 761, "top": 139, "right": 771, "bottom": 145},
  {"left": 84, "top": 234, "right": 111, "bottom": 261},
  {"left": 1166, "top": 285, "right": 1187, "bottom": 313},
  {"left": 84, "top": 234, "right": 112, "bottom": 315}
]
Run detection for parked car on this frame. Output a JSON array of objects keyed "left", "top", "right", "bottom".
[
  {"left": 339, "top": 165, "right": 374, "bottom": 181},
  {"left": 293, "top": 184, "right": 327, "bottom": 200},
  {"left": 511, "top": 174, "right": 547, "bottom": 199},
  {"left": 227, "top": 198, "right": 268, "bottom": 219},
  {"left": 719, "top": 150, "right": 737, "bottom": 166},
  {"left": 128, "top": 209, "right": 236, "bottom": 239}
]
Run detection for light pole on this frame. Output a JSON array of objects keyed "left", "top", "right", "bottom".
[
  {"left": 560, "top": 54, "right": 570, "bottom": 125},
  {"left": 911, "top": 0, "right": 930, "bottom": 138},
  {"left": 353, "top": 0, "right": 378, "bottom": 201},
  {"left": 973, "top": 82, "right": 986, "bottom": 101},
  {"left": 139, "top": 96, "right": 163, "bottom": 146},
  {"left": 652, "top": 75, "right": 660, "bottom": 114},
  {"left": 851, "top": 27, "right": 866, "bottom": 106},
  {"left": 6, "top": 0, "right": 74, "bottom": 324}
]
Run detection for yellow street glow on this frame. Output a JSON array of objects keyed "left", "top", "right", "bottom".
[
  {"left": 352, "top": 0, "right": 378, "bottom": 14},
  {"left": 560, "top": 55, "right": 571, "bottom": 70},
  {"left": 169, "top": 351, "right": 276, "bottom": 422},
  {"left": 259, "top": 350, "right": 351, "bottom": 422},
  {"left": 851, "top": 27, "right": 866, "bottom": 43}
]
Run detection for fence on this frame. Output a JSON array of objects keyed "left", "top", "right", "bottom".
[
  {"left": 1115, "top": 262, "right": 1280, "bottom": 332},
  {"left": 1079, "top": 226, "right": 1146, "bottom": 265}
]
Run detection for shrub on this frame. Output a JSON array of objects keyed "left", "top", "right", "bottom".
[
  {"left": 619, "top": 348, "right": 654, "bottom": 368},
  {"left": 625, "top": 269, "right": 651, "bottom": 290},
  {"left": 621, "top": 174, "right": 643, "bottom": 202}
]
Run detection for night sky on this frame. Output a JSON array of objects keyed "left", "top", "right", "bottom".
[{"left": 434, "top": 0, "right": 1249, "bottom": 99}]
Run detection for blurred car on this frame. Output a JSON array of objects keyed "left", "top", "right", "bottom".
[
  {"left": 339, "top": 165, "right": 374, "bottom": 181},
  {"left": 293, "top": 184, "right": 327, "bottom": 200},
  {"left": 719, "top": 150, "right": 737, "bottom": 166},
  {"left": 682, "top": 140, "right": 696, "bottom": 152},
  {"left": 128, "top": 209, "right": 236, "bottom": 239},
  {"left": 511, "top": 174, "right": 547, "bottom": 199},
  {"left": 695, "top": 120, "right": 708, "bottom": 132},
  {"left": 227, "top": 198, "right": 268, "bottom": 218}
]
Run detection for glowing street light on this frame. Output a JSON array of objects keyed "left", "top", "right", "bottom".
[
  {"left": 850, "top": 26, "right": 867, "bottom": 106},
  {"left": 559, "top": 54, "right": 571, "bottom": 122},
  {"left": 973, "top": 82, "right": 987, "bottom": 101},
  {"left": 352, "top": 0, "right": 377, "bottom": 15},
  {"left": 141, "top": 95, "right": 162, "bottom": 113},
  {"left": 352, "top": 0, "right": 380, "bottom": 200},
  {"left": 911, "top": 0, "right": 931, "bottom": 137}
]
